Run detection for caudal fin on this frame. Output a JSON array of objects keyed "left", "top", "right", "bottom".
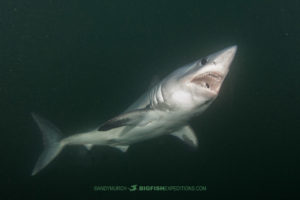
[{"left": 31, "top": 113, "right": 64, "bottom": 176}]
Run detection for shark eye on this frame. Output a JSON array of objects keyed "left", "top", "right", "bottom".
[
  {"left": 201, "top": 58, "right": 207, "bottom": 65},
  {"left": 205, "top": 83, "right": 210, "bottom": 88}
]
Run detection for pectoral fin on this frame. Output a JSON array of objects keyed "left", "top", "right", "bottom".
[
  {"left": 170, "top": 126, "right": 198, "bottom": 148},
  {"left": 98, "top": 108, "right": 152, "bottom": 131}
]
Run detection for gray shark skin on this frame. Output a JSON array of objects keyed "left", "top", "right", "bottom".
[{"left": 31, "top": 45, "right": 237, "bottom": 175}]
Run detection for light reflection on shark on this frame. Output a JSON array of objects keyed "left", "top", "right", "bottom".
[{"left": 31, "top": 45, "right": 237, "bottom": 175}]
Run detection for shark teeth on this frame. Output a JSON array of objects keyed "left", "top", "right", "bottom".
[{"left": 191, "top": 71, "right": 223, "bottom": 93}]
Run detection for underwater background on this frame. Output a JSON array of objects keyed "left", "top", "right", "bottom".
[{"left": 0, "top": 0, "right": 299, "bottom": 199}]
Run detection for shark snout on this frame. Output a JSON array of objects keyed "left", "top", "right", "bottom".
[
  {"left": 189, "top": 45, "right": 237, "bottom": 96},
  {"left": 211, "top": 45, "right": 237, "bottom": 75}
]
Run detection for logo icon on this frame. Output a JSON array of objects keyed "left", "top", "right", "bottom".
[{"left": 129, "top": 184, "right": 138, "bottom": 192}]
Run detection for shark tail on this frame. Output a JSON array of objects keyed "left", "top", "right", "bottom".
[{"left": 31, "top": 113, "right": 65, "bottom": 176}]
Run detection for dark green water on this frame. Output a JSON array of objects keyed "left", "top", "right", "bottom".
[{"left": 0, "top": 0, "right": 299, "bottom": 199}]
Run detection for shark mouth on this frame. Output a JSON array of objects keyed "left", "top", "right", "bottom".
[{"left": 191, "top": 72, "right": 224, "bottom": 94}]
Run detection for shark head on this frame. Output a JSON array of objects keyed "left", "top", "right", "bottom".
[{"left": 160, "top": 45, "right": 237, "bottom": 112}]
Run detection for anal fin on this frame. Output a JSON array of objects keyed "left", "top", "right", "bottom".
[
  {"left": 170, "top": 126, "right": 198, "bottom": 148},
  {"left": 84, "top": 144, "right": 93, "bottom": 150},
  {"left": 111, "top": 145, "right": 129, "bottom": 153}
]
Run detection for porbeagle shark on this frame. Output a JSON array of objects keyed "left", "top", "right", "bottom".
[{"left": 31, "top": 45, "right": 237, "bottom": 175}]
